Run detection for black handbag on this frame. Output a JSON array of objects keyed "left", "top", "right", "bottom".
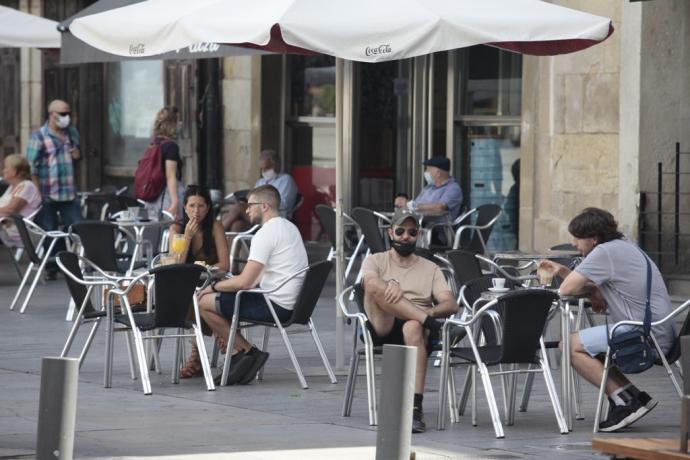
[{"left": 605, "top": 247, "right": 656, "bottom": 374}]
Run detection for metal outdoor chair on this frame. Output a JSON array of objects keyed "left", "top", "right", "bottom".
[
  {"left": 70, "top": 221, "right": 145, "bottom": 275},
  {"left": 351, "top": 207, "right": 388, "bottom": 255},
  {"left": 315, "top": 204, "right": 365, "bottom": 283},
  {"left": 427, "top": 207, "right": 476, "bottom": 251},
  {"left": 225, "top": 224, "right": 261, "bottom": 275},
  {"left": 446, "top": 249, "right": 484, "bottom": 292},
  {"left": 108, "top": 263, "right": 215, "bottom": 395},
  {"left": 219, "top": 260, "right": 337, "bottom": 389},
  {"left": 56, "top": 251, "right": 136, "bottom": 371},
  {"left": 338, "top": 280, "right": 460, "bottom": 426},
  {"left": 593, "top": 299, "right": 690, "bottom": 433},
  {"left": 0, "top": 205, "right": 42, "bottom": 281},
  {"left": 453, "top": 204, "right": 502, "bottom": 255},
  {"left": 437, "top": 289, "right": 568, "bottom": 438},
  {"left": 8, "top": 215, "right": 71, "bottom": 314}
]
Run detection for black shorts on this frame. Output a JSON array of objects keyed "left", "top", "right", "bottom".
[{"left": 366, "top": 318, "right": 439, "bottom": 352}]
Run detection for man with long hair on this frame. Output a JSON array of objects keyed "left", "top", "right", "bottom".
[{"left": 540, "top": 207, "right": 675, "bottom": 431}]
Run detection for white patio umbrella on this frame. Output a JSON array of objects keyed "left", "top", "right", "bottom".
[
  {"left": 70, "top": 0, "right": 613, "bottom": 369},
  {"left": 0, "top": 5, "right": 60, "bottom": 48},
  {"left": 70, "top": 0, "right": 612, "bottom": 61}
]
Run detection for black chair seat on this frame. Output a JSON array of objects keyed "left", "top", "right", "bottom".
[
  {"left": 115, "top": 311, "right": 195, "bottom": 331},
  {"left": 450, "top": 345, "right": 541, "bottom": 365},
  {"left": 83, "top": 310, "right": 107, "bottom": 320}
]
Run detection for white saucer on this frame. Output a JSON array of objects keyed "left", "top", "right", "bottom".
[{"left": 488, "top": 287, "right": 510, "bottom": 293}]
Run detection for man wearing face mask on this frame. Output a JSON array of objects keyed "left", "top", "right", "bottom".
[
  {"left": 254, "top": 149, "right": 298, "bottom": 218},
  {"left": 361, "top": 209, "right": 457, "bottom": 433},
  {"left": 26, "top": 99, "right": 82, "bottom": 280},
  {"left": 399, "top": 156, "right": 463, "bottom": 220},
  {"left": 221, "top": 149, "right": 298, "bottom": 232}
]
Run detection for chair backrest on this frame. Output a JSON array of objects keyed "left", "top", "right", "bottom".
[
  {"left": 447, "top": 249, "right": 483, "bottom": 288},
  {"left": 10, "top": 214, "right": 41, "bottom": 264},
  {"left": 289, "top": 260, "right": 333, "bottom": 325},
  {"left": 662, "top": 308, "right": 690, "bottom": 365},
  {"left": 351, "top": 207, "right": 387, "bottom": 254},
  {"left": 465, "top": 204, "right": 502, "bottom": 253},
  {"left": 56, "top": 251, "right": 97, "bottom": 315},
  {"left": 149, "top": 263, "right": 206, "bottom": 328},
  {"left": 496, "top": 289, "right": 558, "bottom": 363},
  {"left": 72, "top": 221, "right": 120, "bottom": 273},
  {"left": 315, "top": 204, "right": 336, "bottom": 249}
]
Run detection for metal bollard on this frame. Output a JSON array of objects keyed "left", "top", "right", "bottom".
[
  {"left": 36, "top": 357, "right": 79, "bottom": 460},
  {"left": 375, "top": 344, "right": 416, "bottom": 460}
]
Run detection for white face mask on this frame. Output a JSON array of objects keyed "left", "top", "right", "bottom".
[
  {"left": 56, "top": 114, "right": 70, "bottom": 129},
  {"left": 423, "top": 171, "right": 434, "bottom": 185},
  {"left": 262, "top": 168, "right": 276, "bottom": 181}
]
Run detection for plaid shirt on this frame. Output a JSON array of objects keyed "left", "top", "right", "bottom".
[{"left": 26, "top": 123, "right": 80, "bottom": 201}]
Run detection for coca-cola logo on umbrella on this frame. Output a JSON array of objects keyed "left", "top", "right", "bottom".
[{"left": 365, "top": 44, "right": 391, "bottom": 57}]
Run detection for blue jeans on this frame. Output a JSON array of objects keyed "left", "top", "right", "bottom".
[{"left": 36, "top": 198, "right": 82, "bottom": 273}]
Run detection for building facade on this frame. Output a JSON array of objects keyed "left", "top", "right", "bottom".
[{"left": 3, "top": 0, "right": 689, "bottom": 272}]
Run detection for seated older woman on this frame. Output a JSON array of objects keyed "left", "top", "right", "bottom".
[
  {"left": 0, "top": 154, "right": 42, "bottom": 247},
  {"left": 169, "top": 185, "right": 229, "bottom": 378}
]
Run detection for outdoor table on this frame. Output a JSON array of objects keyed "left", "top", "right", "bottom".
[
  {"left": 493, "top": 250, "right": 581, "bottom": 262},
  {"left": 479, "top": 285, "right": 587, "bottom": 431},
  {"left": 592, "top": 438, "right": 690, "bottom": 460},
  {"left": 111, "top": 216, "right": 174, "bottom": 275}
]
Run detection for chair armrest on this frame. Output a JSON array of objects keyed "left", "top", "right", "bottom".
[
  {"left": 443, "top": 297, "right": 500, "bottom": 331},
  {"left": 610, "top": 298, "right": 690, "bottom": 335},
  {"left": 108, "top": 270, "right": 151, "bottom": 296},
  {"left": 233, "top": 264, "right": 311, "bottom": 297},
  {"left": 475, "top": 254, "right": 537, "bottom": 282},
  {"left": 225, "top": 224, "right": 260, "bottom": 238}
]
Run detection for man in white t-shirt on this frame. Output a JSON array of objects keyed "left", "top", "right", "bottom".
[{"left": 199, "top": 184, "right": 308, "bottom": 385}]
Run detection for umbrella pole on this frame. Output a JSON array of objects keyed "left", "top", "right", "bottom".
[{"left": 335, "top": 57, "right": 345, "bottom": 370}]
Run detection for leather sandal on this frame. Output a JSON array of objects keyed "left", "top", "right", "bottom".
[{"left": 179, "top": 342, "right": 203, "bottom": 379}]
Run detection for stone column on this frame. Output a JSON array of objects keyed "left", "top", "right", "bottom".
[
  {"left": 221, "top": 56, "right": 262, "bottom": 194},
  {"left": 19, "top": 0, "right": 44, "bottom": 154}
]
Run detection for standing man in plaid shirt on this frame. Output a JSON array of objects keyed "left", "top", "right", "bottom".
[{"left": 26, "top": 99, "right": 82, "bottom": 280}]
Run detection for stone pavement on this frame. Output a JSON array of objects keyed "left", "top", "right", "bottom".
[{"left": 0, "top": 249, "right": 683, "bottom": 459}]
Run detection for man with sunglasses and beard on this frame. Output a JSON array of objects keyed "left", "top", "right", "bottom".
[{"left": 361, "top": 209, "right": 457, "bottom": 433}]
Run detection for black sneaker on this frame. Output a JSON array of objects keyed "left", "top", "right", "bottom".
[
  {"left": 599, "top": 398, "right": 654, "bottom": 432},
  {"left": 44, "top": 271, "right": 58, "bottom": 281},
  {"left": 237, "top": 349, "right": 270, "bottom": 385},
  {"left": 214, "top": 351, "right": 253, "bottom": 386},
  {"left": 412, "top": 408, "right": 426, "bottom": 433},
  {"left": 636, "top": 391, "right": 658, "bottom": 411}
]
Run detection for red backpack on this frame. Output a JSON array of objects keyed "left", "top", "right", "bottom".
[{"left": 134, "top": 139, "right": 171, "bottom": 202}]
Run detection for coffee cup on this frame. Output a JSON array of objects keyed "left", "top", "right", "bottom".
[{"left": 492, "top": 278, "right": 505, "bottom": 289}]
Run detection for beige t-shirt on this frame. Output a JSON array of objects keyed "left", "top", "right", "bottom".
[{"left": 361, "top": 251, "right": 450, "bottom": 309}]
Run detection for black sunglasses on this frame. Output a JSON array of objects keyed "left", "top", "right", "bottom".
[
  {"left": 394, "top": 227, "right": 419, "bottom": 237},
  {"left": 55, "top": 111, "right": 71, "bottom": 116}
]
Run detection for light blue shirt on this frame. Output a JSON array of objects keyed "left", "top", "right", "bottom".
[
  {"left": 255, "top": 173, "right": 298, "bottom": 217},
  {"left": 415, "top": 177, "right": 463, "bottom": 219}
]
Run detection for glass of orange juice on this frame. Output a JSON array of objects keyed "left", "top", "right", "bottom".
[{"left": 170, "top": 234, "right": 187, "bottom": 263}]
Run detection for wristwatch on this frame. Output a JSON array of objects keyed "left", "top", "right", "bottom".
[{"left": 211, "top": 280, "right": 220, "bottom": 292}]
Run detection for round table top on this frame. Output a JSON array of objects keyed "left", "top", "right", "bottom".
[
  {"left": 110, "top": 217, "right": 174, "bottom": 228},
  {"left": 493, "top": 250, "right": 581, "bottom": 261}
]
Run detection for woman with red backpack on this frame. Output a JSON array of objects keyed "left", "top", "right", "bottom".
[{"left": 136, "top": 106, "right": 184, "bottom": 219}]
